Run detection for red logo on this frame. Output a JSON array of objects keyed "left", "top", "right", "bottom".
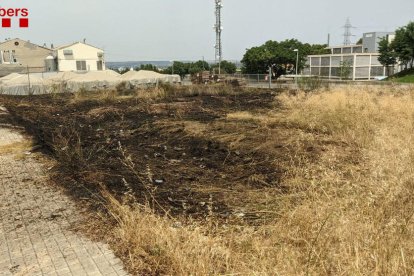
[{"left": 0, "top": 8, "right": 29, "bottom": 28}]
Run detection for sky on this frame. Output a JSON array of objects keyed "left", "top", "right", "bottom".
[{"left": 1, "top": 0, "right": 413, "bottom": 61}]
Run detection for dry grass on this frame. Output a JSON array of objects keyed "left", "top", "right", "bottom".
[
  {"left": 6, "top": 84, "right": 412, "bottom": 275},
  {"left": 104, "top": 192, "right": 233, "bottom": 275},
  {"left": 101, "top": 86, "right": 414, "bottom": 275},
  {"left": 67, "top": 84, "right": 240, "bottom": 105},
  {"left": 0, "top": 140, "right": 32, "bottom": 155},
  {"left": 272, "top": 86, "right": 414, "bottom": 274}
]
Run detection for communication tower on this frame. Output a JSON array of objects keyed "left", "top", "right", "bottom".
[{"left": 214, "top": 0, "right": 223, "bottom": 73}]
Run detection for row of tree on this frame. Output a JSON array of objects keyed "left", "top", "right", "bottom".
[
  {"left": 163, "top": 60, "right": 237, "bottom": 77},
  {"left": 112, "top": 60, "right": 237, "bottom": 77},
  {"left": 379, "top": 21, "right": 414, "bottom": 75},
  {"left": 241, "top": 39, "right": 329, "bottom": 78}
]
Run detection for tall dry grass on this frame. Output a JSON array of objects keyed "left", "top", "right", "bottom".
[
  {"left": 103, "top": 86, "right": 414, "bottom": 275},
  {"left": 274, "top": 86, "right": 414, "bottom": 274},
  {"left": 68, "top": 84, "right": 240, "bottom": 105}
]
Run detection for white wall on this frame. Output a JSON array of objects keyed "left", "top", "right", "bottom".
[{"left": 57, "top": 43, "right": 105, "bottom": 72}]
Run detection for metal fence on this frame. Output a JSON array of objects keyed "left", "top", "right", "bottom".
[
  {"left": 217, "top": 73, "right": 296, "bottom": 89},
  {"left": 0, "top": 66, "right": 47, "bottom": 78},
  {"left": 217, "top": 73, "right": 413, "bottom": 89}
]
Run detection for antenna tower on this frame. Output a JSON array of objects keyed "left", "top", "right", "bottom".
[
  {"left": 343, "top": 17, "right": 354, "bottom": 45},
  {"left": 214, "top": 0, "right": 223, "bottom": 73}
]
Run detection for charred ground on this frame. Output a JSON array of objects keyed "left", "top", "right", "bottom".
[{"left": 1, "top": 87, "right": 318, "bottom": 223}]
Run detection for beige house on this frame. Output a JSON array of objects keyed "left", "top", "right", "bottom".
[
  {"left": 55, "top": 42, "right": 105, "bottom": 72},
  {"left": 0, "top": 38, "right": 53, "bottom": 75}
]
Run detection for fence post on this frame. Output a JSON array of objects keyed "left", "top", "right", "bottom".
[
  {"left": 27, "top": 66, "right": 32, "bottom": 96},
  {"left": 269, "top": 66, "right": 272, "bottom": 89}
]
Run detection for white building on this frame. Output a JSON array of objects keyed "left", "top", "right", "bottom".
[
  {"left": 303, "top": 32, "right": 399, "bottom": 80},
  {"left": 55, "top": 42, "right": 105, "bottom": 72}
]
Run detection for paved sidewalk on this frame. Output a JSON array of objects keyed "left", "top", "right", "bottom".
[{"left": 0, "top": 107, "right": 128, "bottom": 276}]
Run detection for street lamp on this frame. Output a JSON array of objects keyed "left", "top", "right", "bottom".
[
  {"left": 268, "top": 63, "right": 276, "bottom": 89},
  {"left": 293, "top": 49, "right": 299, "bottom": 85},
  {"left": 268, "top": 65, "right": 272, "bottom": 89}
]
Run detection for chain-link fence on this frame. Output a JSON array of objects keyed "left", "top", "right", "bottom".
[
  {"left": 216, "top": 73, "right": 296, "bottom": 88},
  {"left": 0, "top": 66, "right": 49, "bottom": 78}
]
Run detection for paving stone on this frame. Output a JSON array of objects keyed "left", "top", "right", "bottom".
[{"left": 0, "top": 107, "right": 129, "bottom": 275}]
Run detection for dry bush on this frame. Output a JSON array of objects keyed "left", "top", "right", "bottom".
[
  {"left": 134, "top": 86, "right": 168, "bottom": 101},
  {"left": 52, "top": 124, "right": 105, "bottom": 171},
  {"left": 104, "top": 86, "right": 414, "bottom": 275},
  {"left": 135, "top": 83, "right": 240, "bottom": 100}
]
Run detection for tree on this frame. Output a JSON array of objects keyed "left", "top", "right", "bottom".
[
  {"left": 241, "top": 45, "right": 273, "bottom": 75},
  {"left": 404, "top": 22, "right": 414, "bottom": 68},
  {"left": 339, "top": 60, "right": 352, "bottom": 80},
  {"left": 241, "top": 39, "right": 326, "bottom": 78},
  {"left": 391, "top": 22, "right": 414, "bottom": 69},
  {"left": 378, "top": 38, "right": 397, "bottom": 76},
  {"left": 135, "top": 64, "right": 159, "bottom": 72},
  {"left": 164, "top": 60, "right": 210, "bottom": 77},
  {"left": 188, "top": 60, "right": 210, "bottom": 75},
  {"left": 164, "top": 61, "right": 189, "bottom": 78},
  {"left": 192, "top": 60, "right": 210, "bottom": 71},
  {"left": 303, "top": 43, "right": 330, "bottom": 55},
  {"left": 212, "top": 60, "right": 237, "bottom": 74}
]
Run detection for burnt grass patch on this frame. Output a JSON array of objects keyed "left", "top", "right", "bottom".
[{"left": 1, "top": 88, "right": 305, "bottom": 223}]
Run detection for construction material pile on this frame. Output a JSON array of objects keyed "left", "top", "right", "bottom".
[
  {"left": 47, "top": 70, "right": 122, "bottom": 92},
  {"left": 120, "top": 70, "right": 181, "bottom": 87},
  {"left": 0, "top": 73, "right": 48, "bottom": 95},
  {"left": 0, "top": 70, "right": 181, "bottom": 95}
]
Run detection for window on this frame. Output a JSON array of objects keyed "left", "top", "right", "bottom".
[
  {"left": 311, "top": 57, "right": 320, "bottom": 66},
  {"left": 333, "top": 48, "right": 342, "bottom": 54},
  {"left": 331, "top": 56, "right": 341, "bottom": 66},
  {"left": 371, "top": 66, "right": 385, "bottom": 77},
  {"left": 320, "top": 67, "right": 330, "bottom": 76},
  {"left": 356, "top": 56, "right": 370, "bottom": 66},
  {"left": 355, "top": 67, "right": 369, "bottom": 78},
  {"left": 97, "top": 61, "right": 103, "bottom": 71},
  {"left": 353, "top": 47, "right": 362, "bottom": 53},
  {"left": 343, "top": 56, "right": 354, "bottom": 64},
  {"left": 371, "top": 56, "right": 382, "bottom": 66},
  {"left": 63, "top": 49, "right": 73, "bottom": 55},
  {"left": 311, "top": 67, "right": 320, "bottom": 75},
  {"left": 330, "top": 67, "right": 340, "bottom": 77},
  {"left": 321, "top": 57, "right": 330, "bottom": 66},
  {"left": 76, "top": 60, "right": 87, "bottom": 71}
]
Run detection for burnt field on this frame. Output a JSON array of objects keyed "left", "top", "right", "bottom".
[
  {"left": 3, "top": 85, "right": 413, "bottom": 275},
  {"left": 1, "top": 86, "right": 306, "bottom": 223}
]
